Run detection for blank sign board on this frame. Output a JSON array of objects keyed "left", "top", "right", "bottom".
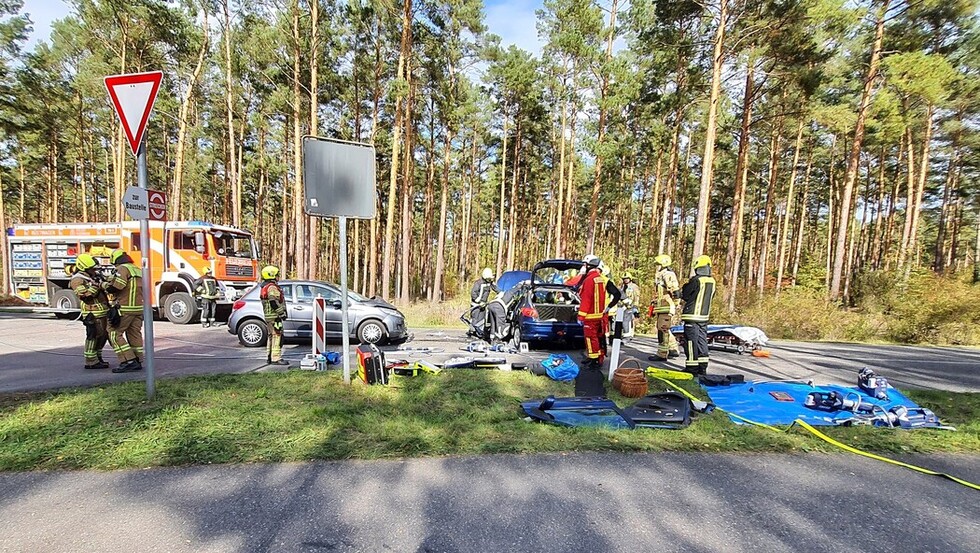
[{"left": 302, "top": 136, "right": 377, "bottom": 219}]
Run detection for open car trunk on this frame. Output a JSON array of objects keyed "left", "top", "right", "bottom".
[{"left": 528, "top": 287, "right": 579, "bottom": 322}]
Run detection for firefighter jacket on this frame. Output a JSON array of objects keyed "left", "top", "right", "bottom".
[
  {"left": 681, "top": 267, "right": 715, "bottom": 323},
  {"left": 653, "top": 268, "right": 680, "bottom": 315},
  {"left": 260, "top": 280, "right": 287, "bottom": 321},
  {"left": 105, "top": 263, "right": 143, "bottom": 315},
  {"left": 69, "top": 271, "right": 109, "bottom": 318},
  {"left": 622, "top": 282, "right": 640, "bottom": 307},
  {"left": 470, "top": 279, "right": 498, "bottom": 306},
  {"left": 577, "top": 269, "right": 608, "bottom": 321},
  {"left": 195, "top": 276, "right": 221, "bottom": 300}
]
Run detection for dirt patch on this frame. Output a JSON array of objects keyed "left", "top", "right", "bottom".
[{"left": 0, "top": 295, "right": 31, "bottom": 307}]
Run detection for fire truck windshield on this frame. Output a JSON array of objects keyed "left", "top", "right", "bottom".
[{"left": 212, "top": 231, "right": 256, "bottom": 259}]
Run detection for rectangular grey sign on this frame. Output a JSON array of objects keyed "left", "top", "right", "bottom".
[{"left": 302, "top": 136, "right": 377, "bottom": 219}]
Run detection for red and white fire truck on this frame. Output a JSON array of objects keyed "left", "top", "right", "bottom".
[{"left": 6, "top": 221, "right": 260, "bottom": 323}]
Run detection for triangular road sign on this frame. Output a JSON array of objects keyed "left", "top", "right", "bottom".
[{"left": 104, "top": 71, "right": 163, "bottom": 156}]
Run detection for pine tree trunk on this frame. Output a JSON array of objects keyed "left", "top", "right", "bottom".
[
  {"left": 724, "top": 60, "right": 755, "bottom": 310},
  {"left": 0, "top": 171, "right": 9, "bottom": 293},
  {"left": 791, "top": 149, "right": 813, "bottom": 286},
  {"left": 693, "top": 0, "right": 727, "bottom": 258},
  {"left": 174, "top": 11, "right": 208, "bottom": 220},
  {"left": 830, "top": 0, "right": 888, "bottom": 302},
  {"left": 555, "top": 98, "right": 567, "bottom": 257},
  {"left": 432, "top": 129, "right": 451, "bottom": 302},
  {"left": 222, "top": 0, "right": 240, "bottom": 228},
  {"left": 383, "top": 0, "right": 412, "bottom": 299},
  {"left": 776, "top": 119, "right": 805, "bottom": 295},
  {"left": 496, "top": 110, "right": 507, "bottom": 276},
  {"left": 907, "top": 103, "right": 933, "bottom": 272},
  {"left": 507, "top": 121, "right": 522, "bottom": 270},
  {"left": 586, "top": 0, "right": 619, "bottom": 253},
  {"left": 757, "top": 113, "right": 784, "bottom": 293}
]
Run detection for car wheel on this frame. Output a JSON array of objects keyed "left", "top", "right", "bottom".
[
  {"left": 237, "top": 318, "right": 268, "bottom": 347},
  {"left": 511, "top": 324, "right": 522, "bottom": 348},
  {"left": 164, "top": 292, "right": 198, "bottom": 324},
  {"left": 357, "top": 319, "right": 387, "bottom": 344}
]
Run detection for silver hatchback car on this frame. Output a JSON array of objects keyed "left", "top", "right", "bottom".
[{"left": 227, "top": 279, "right": 408, "bottom": 347}]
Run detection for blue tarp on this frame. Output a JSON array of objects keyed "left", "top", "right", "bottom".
[{"left": 702, "top": 380, "right": 920, "bottom": 426}]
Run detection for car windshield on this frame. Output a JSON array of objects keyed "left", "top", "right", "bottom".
[{"left": 212, "top": 231, "right": 255, "bottom": 259}]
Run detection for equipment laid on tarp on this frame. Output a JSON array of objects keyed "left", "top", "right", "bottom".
[
  {"left": 521, "top": 391, "right": 710, "bottom": 430},
  {"left": 542, "top": 354, "right": 579, "bottom": 382},
  {"left": 671, "top": 324, "right": 769, "bottom": 354},
  {"left": 461, "top": 341, "right": 517, "bottom": 354},
  {"left": 701, "top": 370, "right": 953, "bottom": 429}
]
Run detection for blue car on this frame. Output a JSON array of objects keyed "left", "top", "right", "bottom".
[{"left": 498, "top": 259, "right": 585, "bottom": 347}]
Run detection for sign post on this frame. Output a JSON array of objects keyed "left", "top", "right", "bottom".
[
  {"left": 105, "top": 70, "right": 163, "bottom": 399},
  {"left": 302, "top": 137, "right": 377, "bottom": 385}
]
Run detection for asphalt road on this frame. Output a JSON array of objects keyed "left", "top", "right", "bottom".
[
  {"left": 1, "top": 313, "right": 978, "bottom": 393},
  {"left": 0, "top": 452, "right": 977, "bottom": 553}
]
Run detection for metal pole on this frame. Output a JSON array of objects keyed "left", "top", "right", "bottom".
[
  {"left": 339, "top": 215, "right": 351, "bottom": 384},
  {"left": 137, "top": 139, "right": 155, "bottom": 398}
]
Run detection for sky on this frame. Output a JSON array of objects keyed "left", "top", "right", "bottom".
[{"left": 22, "top": 0, "right": 546, "bottom": 54}]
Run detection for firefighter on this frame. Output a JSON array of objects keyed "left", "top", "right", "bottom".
[
  {"left": 681, "top": 254, "right": 716, "bottom": 375},
  {"left": 468, "top": 268, "right": 498, "bottom": 340},
  {"left": 576, "top": 255, "right": 621, "bottom": 367},
  {"left": 194, "top": 267, "right": 220, "bottom": 328},
  {"left": 69, "top": 253, "right": 110, "bottom": 370},
  {"left": 260, "top": 265, "right": 289, "bottom": 366},
  {"left": 103, "top": 249, "right": 144, "bottom": 373},
  {"left": 650, "top": 254, "right": 681, "bottom": 360},
  {"left": 600, "top": 263, "right": 623, "bottom": 340},
  {"left": 620, "top": 271, "right": 641, "bottom": 339}
]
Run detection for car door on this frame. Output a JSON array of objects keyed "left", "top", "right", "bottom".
[
  {"left": 309, "top": 285, "right": 344, "bottom": 338},
  {"left": 290, "top": 283, "right": 323, "bottom": 338},
  {"left": 273, "top": 284, "right": 294, "bottom": 335}
]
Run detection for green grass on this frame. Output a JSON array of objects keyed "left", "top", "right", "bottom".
[{"left": 0, "top": 372, "right": 977, "bottom": 471}]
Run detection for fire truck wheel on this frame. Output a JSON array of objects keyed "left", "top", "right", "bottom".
[
  {"left": 51, "top": 290, "right": 79, "bottom": 318},
  {"left": 164, "top": 292, "right": 198, "bottom": 324}
]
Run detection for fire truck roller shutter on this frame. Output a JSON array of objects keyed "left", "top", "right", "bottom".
[{"left": 161, "top": 274, "right": 199, "bottom": 324}]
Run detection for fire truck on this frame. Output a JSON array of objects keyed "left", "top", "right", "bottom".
[{"left": 6, "top": 221, "right": 260, "bottom": 324}]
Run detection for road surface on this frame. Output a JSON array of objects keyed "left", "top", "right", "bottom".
[
  {"left": 0, "top": 452, "right": 977, "bottom": 553},
  {"left": 0, "top": 313, "right": 977, "bottom": 393}
]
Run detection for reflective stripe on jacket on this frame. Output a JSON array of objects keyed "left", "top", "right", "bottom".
[
  {"left": 107, "top": 263, "right": 143, "bottom": 314},
  {"left": 680, "top": 273, "right": 715, "bottom": 323},
  {"left": 577, "top": 269, "right": 607, "bottom": 321}
]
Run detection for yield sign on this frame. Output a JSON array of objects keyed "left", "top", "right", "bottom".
[{"left": 104, "top": 71, "right": 163, "bottom": 155}]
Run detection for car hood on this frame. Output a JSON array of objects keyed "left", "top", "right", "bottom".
[{"left": 360, "top": 296, "right": 399, "bottom": 311}]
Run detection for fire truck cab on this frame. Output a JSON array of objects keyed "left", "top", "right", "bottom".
[{"left": 7, "top": 221, "right": 260, "bottom": 324}]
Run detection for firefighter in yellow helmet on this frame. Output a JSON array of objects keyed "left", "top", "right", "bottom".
[
  {"left": 103, "top": 249, "right": 144, "bottom": 373},
  {"left": 260, "top": 265, "right": 289, "bottom": 365},
  {"left": 649, "top": 254, "right": 681, "bottom": 360},
  {"left": 69, "top": 253, "right": 110, "bottom": 370},
  {"left": 194, "top": 267, "right": 220, "bottom": 328},
  {"left": 681, "top": 254, "right": 716, "bottom": 375}
]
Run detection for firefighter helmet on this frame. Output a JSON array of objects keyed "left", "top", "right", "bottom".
[
  {"left": 482, "top": 267, "right": 494, "bottom": 280},
  {"left": 109, "top": 249, "right": 126, "bottom": 264},
  {"left": 623, "top": 271, "right": 633, "bottom": 280},
  {"left": 654, "top": 254, "right": 672, "bottom": 267},
  {"left": 261, "top": 265, "right": 280, "bottom": 280},
  {"left": 583, "top": 254, "right": 601, "bottom": 267},
  {"left": 693, "top": 255, "right": 712, "bottom": 269},
  {"left": 75, "top": 253, "right": 97, "bottom": 271}
]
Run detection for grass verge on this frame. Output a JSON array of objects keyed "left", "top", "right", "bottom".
[{"left": 1, "top": 371, "right": 977, "bottom": 471}]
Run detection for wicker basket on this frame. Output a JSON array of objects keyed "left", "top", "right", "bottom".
[{"left": 612, "top": 357, "right": 648, "bottom": 398}]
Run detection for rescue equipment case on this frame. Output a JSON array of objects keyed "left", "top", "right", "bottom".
[{"left": 356, "top": 344, "right": 388, "bottom": 385}]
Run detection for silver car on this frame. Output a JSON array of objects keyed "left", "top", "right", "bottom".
[{"left": 227, "top": 279, "right": 408, "bottom": 347}]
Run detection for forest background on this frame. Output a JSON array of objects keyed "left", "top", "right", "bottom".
[{"left": 1, "top": 0, "right": 979, "bottom": 345}]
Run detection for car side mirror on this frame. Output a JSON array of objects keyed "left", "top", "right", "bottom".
[{"left": 330, "top": 299, "right": 342, "bottom": 309}]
